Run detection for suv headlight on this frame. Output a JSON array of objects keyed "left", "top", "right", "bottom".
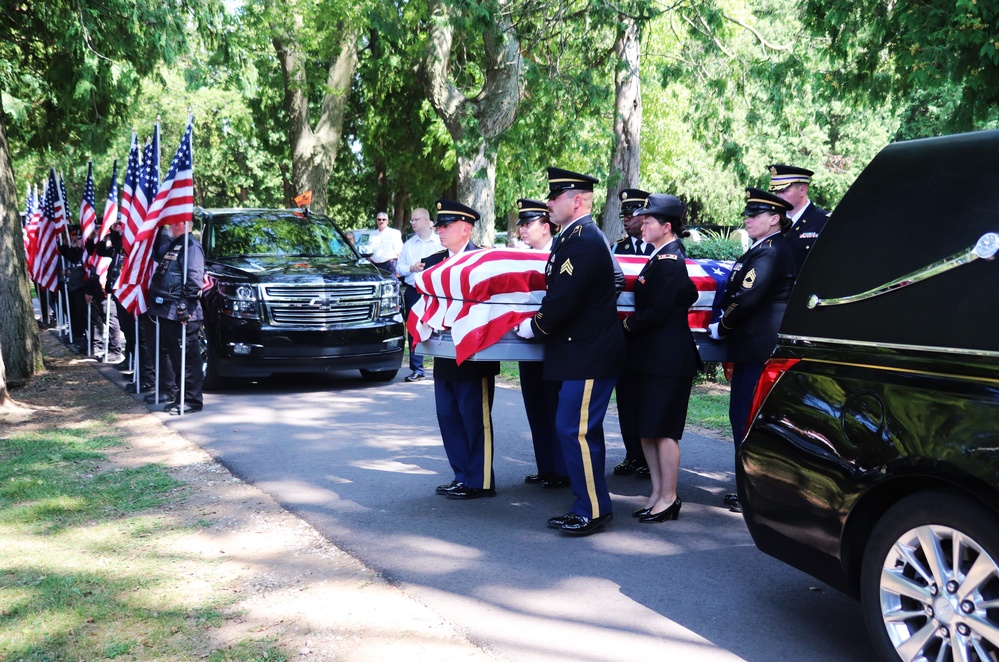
[
  {"left": 378, "top": 279, "right": 401, "bottom": 317},
  {"left": 218, "top": 282, "right": 260, "bottom": 319}
]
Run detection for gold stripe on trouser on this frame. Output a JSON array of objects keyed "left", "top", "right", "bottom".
[
  {"left": 576, "top": 379, "right": 599, "bottom": 517},
  {"left": 481, "top": 377, "right": 493, "bottom": 490}
]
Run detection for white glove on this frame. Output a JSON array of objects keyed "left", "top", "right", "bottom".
[
  {"left": 708, "top": 322, "right": 721, "bottom": 340},
  {"left": 516, "top": 318, "right": 535, "bottom": 339}
]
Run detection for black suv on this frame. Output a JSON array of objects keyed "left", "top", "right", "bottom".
[
  {"left": 197, "top": 208, "right": 404, "bottom": 387},
  {"left": 739, "top": 130, "right": 999, "bottom": 661}
]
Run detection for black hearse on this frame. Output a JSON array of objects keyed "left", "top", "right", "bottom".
[
  {"left": 197, "top": 208, "right": 404, "bottom": 387},
  {"left": 738, "top": 130, "right": 999, "bottom": 661}
]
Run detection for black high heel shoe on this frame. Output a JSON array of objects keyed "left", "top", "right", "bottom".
[
  {"left": 639, "top": 498, "right": 682, "bottom": 523},
  {"left": 632, "top": 507, "right": 652, "bottom": 518}
]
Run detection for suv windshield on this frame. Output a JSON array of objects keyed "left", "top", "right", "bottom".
[{"left": 205, "top": 212, "right": 356, "bottom": 259}]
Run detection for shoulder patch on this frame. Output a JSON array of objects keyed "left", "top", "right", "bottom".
[
  {"left": 658, "top": 253, "right": 678, "bottom": 260},
  {"left": 742, "top": 268, "right": 756, "bottom": 289},
  {"left": 560, "top": 258, "right": 574, "bottom": 275}
]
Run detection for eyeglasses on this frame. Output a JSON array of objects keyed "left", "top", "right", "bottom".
[{"left": 376, "top": 217, "right": 388, "bottom": 222}]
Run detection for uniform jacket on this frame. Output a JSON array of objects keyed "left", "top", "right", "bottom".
[
  {"left": 147, "top": 232, "right": 205, "bottom": 322},
  {"left": 424, "top": 242, "right": 500, "bottom": 381},
  {"left": 613, "top": 236, "right": 653, "bottom": 256},
  {"left": 718, "top": 232, "right": 795, "bottom": 363},
  {"left": 529, "top": 215, "right": 627, "bottom": 381},
  {"left": 622, "top": 239, "right": 701, "bottom": 377},
  {"left": 785, "top": 201, "right": 829, "bottom": 275}
]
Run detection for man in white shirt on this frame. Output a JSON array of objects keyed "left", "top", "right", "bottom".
[
  {"left": 368, "top": 211, "right": 403, "bottom": 274},
  {"left": 396, "top": 207, "right": 441, "bottom": 382}
]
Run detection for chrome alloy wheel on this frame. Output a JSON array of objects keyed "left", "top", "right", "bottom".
[{"left": 878, "top": 524, "right": 999, "bottom": 661}]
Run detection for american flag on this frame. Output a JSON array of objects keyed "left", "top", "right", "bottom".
[
  {"left": 92, "top": 160, "right": 119, "bottom": 285},
  {"left": 79, "top": 162, "right": 97, "bottom": 255},
  {"left": 32, "top": 173, "right": 62, "bottom": 292},
  {"left": 116, "top": 119, "right": 192, "bottom": 315},
  {"left": 120, "top": 134, "right": 139, "bottom": 253},
  {"left": 54, "top": 171, "right": 69, "bottom": 232},
  {"left": 409, "top": 249, "right": 732, "bottom": 364},
  {"left": 23, "top": 183, "right": 37, "bottom": 272}
]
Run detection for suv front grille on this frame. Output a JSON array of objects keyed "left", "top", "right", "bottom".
[{"left": 262, "top": 283, "right": 378, "bottom": 327}]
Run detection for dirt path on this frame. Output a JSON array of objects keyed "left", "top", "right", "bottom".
[{"left": 2, "top": 333, "right": 495, "bottom": 661}]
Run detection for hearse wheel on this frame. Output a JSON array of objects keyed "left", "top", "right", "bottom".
[{"left": 861, "top": 490, "right": 999, "bottom": 661}]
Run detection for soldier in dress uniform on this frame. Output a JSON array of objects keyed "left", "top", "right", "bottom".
[
  {"left": 767, "top": 164, "right": 830, "bottom": 275},
  {"left": 611, "top": 188, "right": 653, "bottom": 478},
  {"left": 516, "top": 199, "right": 568, "bottom": 490},
  {"left": 516, "top": 168, "right": 627, "bottom": 536},
  {"left": 613, "top": 189, "right": 654, "bottom": 257},
  {"left": 709, "top": 188, "right": 795, "bottom": 512},
  {"left": 428, "top": 200, "right": 501, "bottom": 500}
]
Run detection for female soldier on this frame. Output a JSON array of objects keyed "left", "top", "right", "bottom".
[
  {"left": 709, "top": 188, "right": 795, "bottom": 513},
  {"left": 619, "top": 194, "right": 701, "bottom": 523}
]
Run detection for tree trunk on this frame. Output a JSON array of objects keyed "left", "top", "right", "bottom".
[
  {"left": 456, "top": 141, "right": 498, "bottom": 246},
  {"left": 0, "top": 95, "right": 43, "bottom": 396},
  {"left": 420, "top": 0, "right": 523, "bottom": 246},
  {"left": 603, "top": 14, "right": 643, "bottom": 240},
  {"left": 274, "top": 26, "right": 358, "bottom": 215}
]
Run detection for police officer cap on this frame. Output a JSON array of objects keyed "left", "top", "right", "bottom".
[
  {"left": 768, "top": 164, "right": 814, "bottom": 192},
  {"left": 619, "top": 188, "right": 650, "bottom": 213},
  {"left": 743, "top": 187, "right": 794, "bottom": 216},
  {"left": 67, "top": 223, "right": 82, "bottom": 234},
  {"left": 516, "top": 199, "right": 549, "bottom": 225},
  {"left": 546, "top": 167, "right": 599, "bottom": 199},
  {"left": 633, "top": 193, "right": 686, "bottom": 220},
  {"left": 434, "top": 199, "right": 480, "bottom": 227}
]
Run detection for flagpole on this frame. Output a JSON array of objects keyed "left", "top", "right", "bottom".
[
  {"left": 178, "top": 114, "right": 193, "bottom": 418},
  {"left": 102, "top": 295, "right": 111, "bottom": 361},
  {"left": 154, "top": 317, "right": 161, "bottom": 404},
  {"left": 134, "top": 316, "right": 141, "bottom": 391}
]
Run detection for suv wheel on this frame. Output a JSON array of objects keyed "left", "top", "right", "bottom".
[
  {"left": 359, "top": 368, "right": 398, "bottom": 383},
  {"left": 861, "top": 491, "right": 999, "bottom": 662}
]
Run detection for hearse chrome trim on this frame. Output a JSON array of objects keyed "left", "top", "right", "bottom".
[
  {"left": 806, "top": 232, "right": 999, "bottom": 309},
  {"left": 780, "top": 334, "right": 999, "bottom": 359}
]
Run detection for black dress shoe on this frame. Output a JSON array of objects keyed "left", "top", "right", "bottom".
[
  {"left": 547, "top": 513, "right": 570, "bottom": 529},
  {"left": 164, "top": 402, "right": 202, "bottom": 415},
  {"left": 524, "top": 473, "right": 543, "bottom": 484},
  {"left": 446, "top": 486, "right": 496, "bottom": 500},
  {"left": 635, "top": 465, "right": 651, "bottom": 479},
  {"left": 723, "top": 493, "right": 739, "bottom": 505},
  {"left": 729, "top": 500, "right": 743, "bottom": 514},
  {"left": 613, "top": 458, "right": 642, "bottom": 475},
  {"left": 435, "top": 481, "right": 461, "bottom": 495},
  {"left": 540, "top": 475, "right": 570, "bottom": 489},
  {"left": 560, "top": 512, "right": 612, "bottom": 536},
  {"left": 639, "top": 498, "right": 682, "bottom": 523},
  {"left": 632, "top": 507, "right": 652, "bottom": 518}
]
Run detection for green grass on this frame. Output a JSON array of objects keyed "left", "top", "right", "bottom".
[{"left": 0, "top": 422, "right": 289, "bottom": 661}]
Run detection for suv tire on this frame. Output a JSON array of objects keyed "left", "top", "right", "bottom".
[{"left": 860, "top": 490, "right": 999, "bottom": 662}]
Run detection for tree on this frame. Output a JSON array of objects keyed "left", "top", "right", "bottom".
[
  {"left": 804, "top": 0, "right": 999, "bottom": 134},
  {"left": 0, "top": 0, "right": 224, "bottom": 389},
  {"left": 0, "top": 101, "right": 41, "bottom": 401},
  {"left": 419, "top": 0, "right": 523, "bottom": 245},
  {"left": 239, "top": 0, "right": 362, "bottom": 213}
]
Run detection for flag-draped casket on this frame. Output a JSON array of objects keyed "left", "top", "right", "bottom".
[{"left": 409, "top": 249, "right": 732, "bottom": 364}]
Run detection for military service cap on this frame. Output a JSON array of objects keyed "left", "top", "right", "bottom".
[
  {"left": 434, "top": 199, "right": 480, "bottom": 227},
  {"left": 619, "top": 188, "right": 650, "bottom": 213},
  {"left": 546, "top": 167, "right": 599, "bottom": 199},
  {"left": 743, "top": 187, "right": 794, "bottom": 216},
  {"left": 516, "top": 199, "right": 549, "bottom": 225},
  {"left": 768, "top": 164, "right": 814, "bottom": 192},
  {"left": 633, "top": 193, "right": 686, "bottom": 221}
]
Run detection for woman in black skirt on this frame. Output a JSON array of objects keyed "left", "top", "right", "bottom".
[{"left": 618, "top": 194, "right": 701, "bottom": 523}]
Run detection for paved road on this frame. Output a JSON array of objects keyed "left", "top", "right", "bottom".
[{"left": 146, "top": 369, "right": 877, "bottom": 661}]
